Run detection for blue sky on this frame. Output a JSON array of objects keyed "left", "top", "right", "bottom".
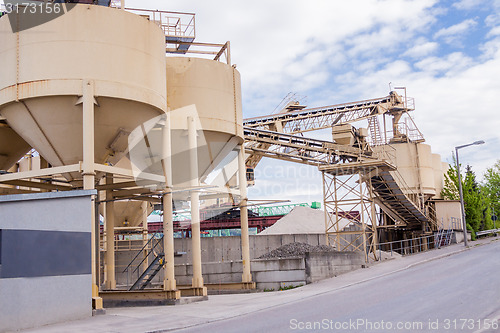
[
  {"left": 126, "top": 0, "right": 500, "bottom": 204},
  {"left": 3, "top": 0, "right": 498, "bottom": 204}
]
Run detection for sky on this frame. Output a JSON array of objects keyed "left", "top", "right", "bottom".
[
  {"left": 3, "top": 0, "right": 499, "bottom": 205},
  {"left": 128, "top": 0, "right": 500, "bottom": 204}
]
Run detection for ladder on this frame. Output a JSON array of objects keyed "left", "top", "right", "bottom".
[{"left": 368, "top": 116, "right": 383, "bottom": 145}]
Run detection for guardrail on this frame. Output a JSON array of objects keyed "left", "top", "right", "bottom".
[{"left": 476, "top": 228, "right": 500, "bottom": 237}]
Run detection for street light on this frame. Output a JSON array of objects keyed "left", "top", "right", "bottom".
[{"left": 455, "top": 140, "right": 485, "bottom": 247}]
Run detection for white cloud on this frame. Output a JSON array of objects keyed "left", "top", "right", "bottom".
[
  {"left": 414, "top": 52, "right": 473, "bottom": 74},
  {"left": 453, "top": 0, "right": 483, "bottom": 10},
  {"left": 434, "top": 18, "right": 478, "bottom": 45},
  {"left": 403, "top": 38, "right": 439, "bottom": 58}
]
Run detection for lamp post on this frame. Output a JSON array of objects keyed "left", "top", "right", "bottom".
[{"left": 455, "top": 140, "right": 485, "bottom": 247}]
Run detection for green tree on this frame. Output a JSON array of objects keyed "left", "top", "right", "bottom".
[
  {"left": 482, "top": 160, "right": 500, "bottom": 219},
  {"left": 441, "top": 159, "right": 492, "bottom": 239}
]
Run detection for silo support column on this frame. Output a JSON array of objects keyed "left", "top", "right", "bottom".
[
  {"left": 188, "top": 116, "right": 206, "bottom": 296},
  {"left": 141, "top": 202, "right": 149, "bottom": 273},
  {"left": 161, "top": 116, "right": 179, "bottom": 297},
  {"left": 238, "top": 146, "right": 253, "bottom": 285},
  {"left": 82, "top": 80, "right": 102, "bottom": 310},
  {"left": 104, "top": 176, "right": 116, "bottom": 290}
]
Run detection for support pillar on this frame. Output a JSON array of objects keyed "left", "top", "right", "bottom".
[
  {"left": 238, "top": 146, "right": 252, "bottom": 284},
  {"left": 161, "top": 113, "right": 180, "bottom": 299},
  {"left": 82, "top": 80, "right": 103, "bottom": 310},
  {"left": 141, "top": 202, "right": 149, "bottom": 273},
  {"left": 188, "top": 116, "right": 206, "bottom": 295},
  {"left": 104, "top": 176, "right": 116, "bottom": 290}
]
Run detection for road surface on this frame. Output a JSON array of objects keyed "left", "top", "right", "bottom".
[{"left": 179, "top": 241, "right": 500, "bottom": 333}]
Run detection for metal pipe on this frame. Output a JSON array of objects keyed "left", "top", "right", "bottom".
[
  {"left": 188, "top": 116, "right": 203, "bottom": 288},
  {"left": 455, "top": 140, "right": 485, "bottom": 247},
  {"left": 456, "top": 148, "right": 468, "bottom": 247},
  {"left": 238, "top": 146, "right": 252, "bottom": 283},
  {"left": 162, "top": 114, "right": 177, "bottom": 291},
  {"left": 105, "top": 175, "right": 116, "bottom": 289}
]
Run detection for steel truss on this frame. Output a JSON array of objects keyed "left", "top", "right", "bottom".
[{"left": 244, "top": 94, "right": 408, "bottom": 134}]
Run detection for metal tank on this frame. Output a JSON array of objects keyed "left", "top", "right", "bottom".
[
  {"left": 432, "top": 153, "right": 444, "bottom": 199},
  {"left": 165, "top": 57, "right": 244, "bottom": 188},
  {"left": 390, "top": 142, "right": 436, "bottom": 198},
  {"left": 165, "top": 56, "right": 249, "bottom": 292},
  {"left": 0, "top": 5, "right": 166, "bottom": 176}
]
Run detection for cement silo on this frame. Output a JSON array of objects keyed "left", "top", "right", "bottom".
[
  {"left": 165, "top": 57, "right": 250, "bottom": 294},
  {"left": 0, "top": 5, "right": 166, "bottom": 177},
  {"left": 0, "top": 4, "right": 167, "bottom": 307},
  {"left": 390, "top": 142, "right": 436, "bottom": 198},
  {"left": 432, "top": 153, "right": 444, "bottom": 199}
]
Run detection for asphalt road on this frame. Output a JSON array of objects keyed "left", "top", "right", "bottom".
[{"left": 178, "top": 241, "right": 500, "bottom": 333}]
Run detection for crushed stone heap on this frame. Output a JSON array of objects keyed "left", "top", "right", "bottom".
[{"left": 257, "top": 242, "right": 338, "bottom": 259}]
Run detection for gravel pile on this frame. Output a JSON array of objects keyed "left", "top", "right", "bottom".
[{"left": 257, "top": 242, "right": 338, "bottom": 259}]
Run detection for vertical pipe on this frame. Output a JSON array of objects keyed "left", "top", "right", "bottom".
[
  {"left": 104, "top": 176, "right": 116, "bottom": 289},
  {"left": 162, "top": 113, "right": 177, "bottom": 291},
  {"left": 141, "top": 201, "right": 149, "bottom": 273},
  {"left": 188, "top": 116, "right": 203, "bottom": 288},
  {"left": 456, "top": 148, "right": 468, "bottom": 247},
  {"left": 82, "top": 81, "right": 95, "bottom": 191},
  {"left": 82, "top": 80, "right": 100, "bottom": 307},
  {"left": 238, "top": 146, "right": 252, "bottom": 283}
]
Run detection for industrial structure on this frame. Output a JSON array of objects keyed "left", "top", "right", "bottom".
[
  {"left": 0, "top": 1, "right": 461, "bottom": 322},
  {"left": 0, "top": 1, "right": 252, "bottom": 311},
  {"left": 244, "top": 91, "right": 452, "bottom": 260}
]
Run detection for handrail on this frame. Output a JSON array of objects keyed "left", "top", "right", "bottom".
[
  {"left": 121, "top": 231, "right": 161, "bottom": 273},
  {"left": 131, "top": 235, "right": 163, "bottom": 275}
]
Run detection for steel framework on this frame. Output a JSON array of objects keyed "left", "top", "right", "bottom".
[{"left": 243, "top": 92, "right": 436, "bottom": 260}]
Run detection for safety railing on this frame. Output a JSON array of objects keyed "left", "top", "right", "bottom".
[
  {"left": 122, "top": 7, "right": 195, "bottom": 39},
  {"left": 377, "top": 233, "right": 438, "bottom": 258}
]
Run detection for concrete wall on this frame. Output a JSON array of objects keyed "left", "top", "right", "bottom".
[
  {"left": 0, "top": 191, "right": 94, "bottom": 332},
  {"left": 120, "top": 251, "right": 364, "bottom": 291},
  {"left": 115, "top": 233, "right": 327, "bottom": 286},
  {"left": 305, "top": 252, "right": 364, "bottom": 284},
  {"left": 172, "top": 252, "right": 363, "bottom": 291}
]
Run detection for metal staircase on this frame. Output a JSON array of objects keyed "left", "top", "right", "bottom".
[
  {"left": 130, "top": 254, "right": 165, "bottom": 290},
  {"left": 122, "top": 232, "right": 165, "bottom": 291}
]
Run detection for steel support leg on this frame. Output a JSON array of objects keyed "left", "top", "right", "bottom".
[
  {"left": 82, "top": 80, "right": 102, "bottom": 310},
  {"left": 104, "top": 176, "right": 116, "bottom": 289},
  {"left": 188, "top": 116, "right": 205, "bottom": 293},
  {"left": 238, "top": 146, "right": 252, "bottom": 283}
]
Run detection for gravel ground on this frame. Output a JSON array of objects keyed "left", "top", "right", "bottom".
[{"left": 257, "top": 242, "right": 338, "bottom": 259}]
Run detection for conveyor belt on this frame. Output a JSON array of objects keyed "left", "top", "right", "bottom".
[{"left": 371, "top": 169, "right": 428, "bottom": 228}]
